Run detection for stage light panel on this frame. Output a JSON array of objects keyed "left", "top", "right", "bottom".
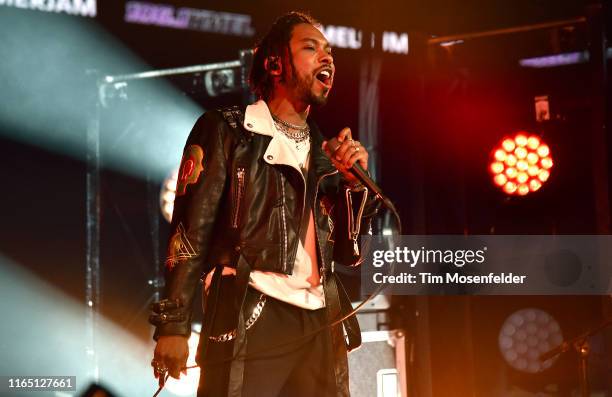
[
  {"left": 498, "top": 308, "right": 562, "bottom": 373},
  {"left": 489, "top": 132, "right": 553, "bottom": 196}
]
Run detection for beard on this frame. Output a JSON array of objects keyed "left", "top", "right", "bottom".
[{"left": 287, "top": 68, "right": 329, "bottom": 107}]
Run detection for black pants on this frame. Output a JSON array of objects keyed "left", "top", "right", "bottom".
[{"left": 197, "top": 279, "right": 338, "bottom": 397}]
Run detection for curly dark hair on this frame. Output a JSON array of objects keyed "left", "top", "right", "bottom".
[{"left": 249, "top": 11, "right": 319, "bottom": 100}]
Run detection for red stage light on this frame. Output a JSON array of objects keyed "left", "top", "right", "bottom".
[
  {"left": 515, "top": 147, "right": 528, "bottom": 159},
  {"left": 541, "top": 157, "right": 553, "bottom": 169},
  {"left": 538, "top": 169, "right": 550, "bottom": 182},
  {"left": 517, "top": 184, "right": 529, "bottom": 195},
  {"left": 526, "top": 136, "right": 540, "bottom": 150},
  {"left": 529, "top": 179, "right": 542, "bottom": 191},
  {"left": 527, "top": 152, "right": 539, "bottom": 165},
  {"left": 537, "top": 145, "right": 550, "bottom": 157},
  {"left": 503, "top": 181, "right": 517, "bottom": 194},
  {"left": 494, "top": 149, "right": 506, "bottom": 162},
  {"left": 514, "top": 134, "right": 528, "bottom": 147},
  {"left": 491, "top": 162, "right": 504, "bottom": 174},
  {"left": 502, "top": 139, "right": 515, "bottom": 152},
  {"left": 494, "top": 174, "right": 507, "bottom": 186},
  {"left": 489, "top": 132, "right": 553, "bottom": 196}
]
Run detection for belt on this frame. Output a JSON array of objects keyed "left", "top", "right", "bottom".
[{"left": 323, "top": 268, "right": 362, "bottom": 351}]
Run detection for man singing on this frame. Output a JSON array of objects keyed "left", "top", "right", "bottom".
[{"left": 150, "top": 11, "right": 380, "bottom": 397}]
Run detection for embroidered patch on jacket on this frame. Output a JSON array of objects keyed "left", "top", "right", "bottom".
[
  {"left": 320, "top": 198, "right": 335, "bottom": 243},
  {"left": 176, "top": 145, "right": 204, "bottom": 196},
  {"left": 166, "top": 223, "right": 197, "bottom": 269},
  {"left": 320, "top": 197, "right": 334, "bottom": 216},
  {"left": 327, "top": 216, "right": 335, "bottom": 243}
]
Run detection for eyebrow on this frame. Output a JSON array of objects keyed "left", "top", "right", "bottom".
[{"left": 300, "top": 37, "right": 332, "bottom": 51}]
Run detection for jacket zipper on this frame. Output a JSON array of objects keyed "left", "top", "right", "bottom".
[
  {"left": 231, "top": 167, "right": 246, "bottom": 228},
  {"left": 279, "top": 173, "right": 288, "bottom": 272},
  {"left": 279, "top": 162, "right": 308, "bottom": 273},
  {"left": 313, "top": 170, "right": 339, "bottom": 280},
  {"left": 346, "top": 187, "right": 368, "bottom": 256}
]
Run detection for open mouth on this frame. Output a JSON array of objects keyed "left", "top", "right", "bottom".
[{"left": 315, "top": 69, "right": 332, "bottom": 87}]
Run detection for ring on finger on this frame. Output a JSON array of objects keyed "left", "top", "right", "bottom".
[{"left": 151, "top": 359, "right": 167, "bottom": 374}]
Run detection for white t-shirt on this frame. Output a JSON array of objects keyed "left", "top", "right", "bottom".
[{"left": 248, "top": 127, "right": 325, "bottom": 310}]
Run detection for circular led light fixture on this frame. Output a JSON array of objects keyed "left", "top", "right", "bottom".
[
  {"left": 489, "top": 132, "right": 553, "bottom": 196},
  {"left": 498, "top": 308, "right": 562, "bottom": 373}
]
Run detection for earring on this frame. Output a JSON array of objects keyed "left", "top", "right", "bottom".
[{"left": 268, "top": 57, "right": 280, "bottom": 71}]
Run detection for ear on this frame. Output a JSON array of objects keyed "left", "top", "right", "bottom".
[{"left": 264, "top": 56, "right": 282, "bottom": 76}]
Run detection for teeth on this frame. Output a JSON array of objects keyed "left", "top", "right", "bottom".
[{"left": 319, "top": 70, "right": 330, "bottom": 78}]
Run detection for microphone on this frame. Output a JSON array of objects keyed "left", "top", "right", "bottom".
[{"left": 326, "top": 137, "right": 395, "bottom": 210}]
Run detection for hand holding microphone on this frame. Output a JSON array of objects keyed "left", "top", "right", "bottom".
[
  {"left": 322, "top": 127, "right": 395, "bottom": 210},
  {"left": 322, "top": 127, "right": 368, "bottom": 186}
]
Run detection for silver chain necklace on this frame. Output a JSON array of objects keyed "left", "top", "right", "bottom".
[
  {"left": 272, "top": 113, "right": 309, "bottom": 131},
  {"left": 271, "top": 114, "right": 310, "bottom": 146}
]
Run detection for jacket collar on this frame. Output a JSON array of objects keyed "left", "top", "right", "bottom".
[
  {"left": 242, "top": 100, "right": 337, "bottom": 178},
  {"left": 243, "top": 100, "right": 299, "bottom": 171},
  {"left": 242, "top": 99, "right": 276, "bottom": 137}
]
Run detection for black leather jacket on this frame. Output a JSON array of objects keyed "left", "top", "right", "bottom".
[{"left": 150, "top": 104, "right": 379, "bottom": 396}]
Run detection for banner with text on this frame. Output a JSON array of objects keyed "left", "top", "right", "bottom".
[{"left": 361, "top": 235, "right": 612, "bottom": 295}]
